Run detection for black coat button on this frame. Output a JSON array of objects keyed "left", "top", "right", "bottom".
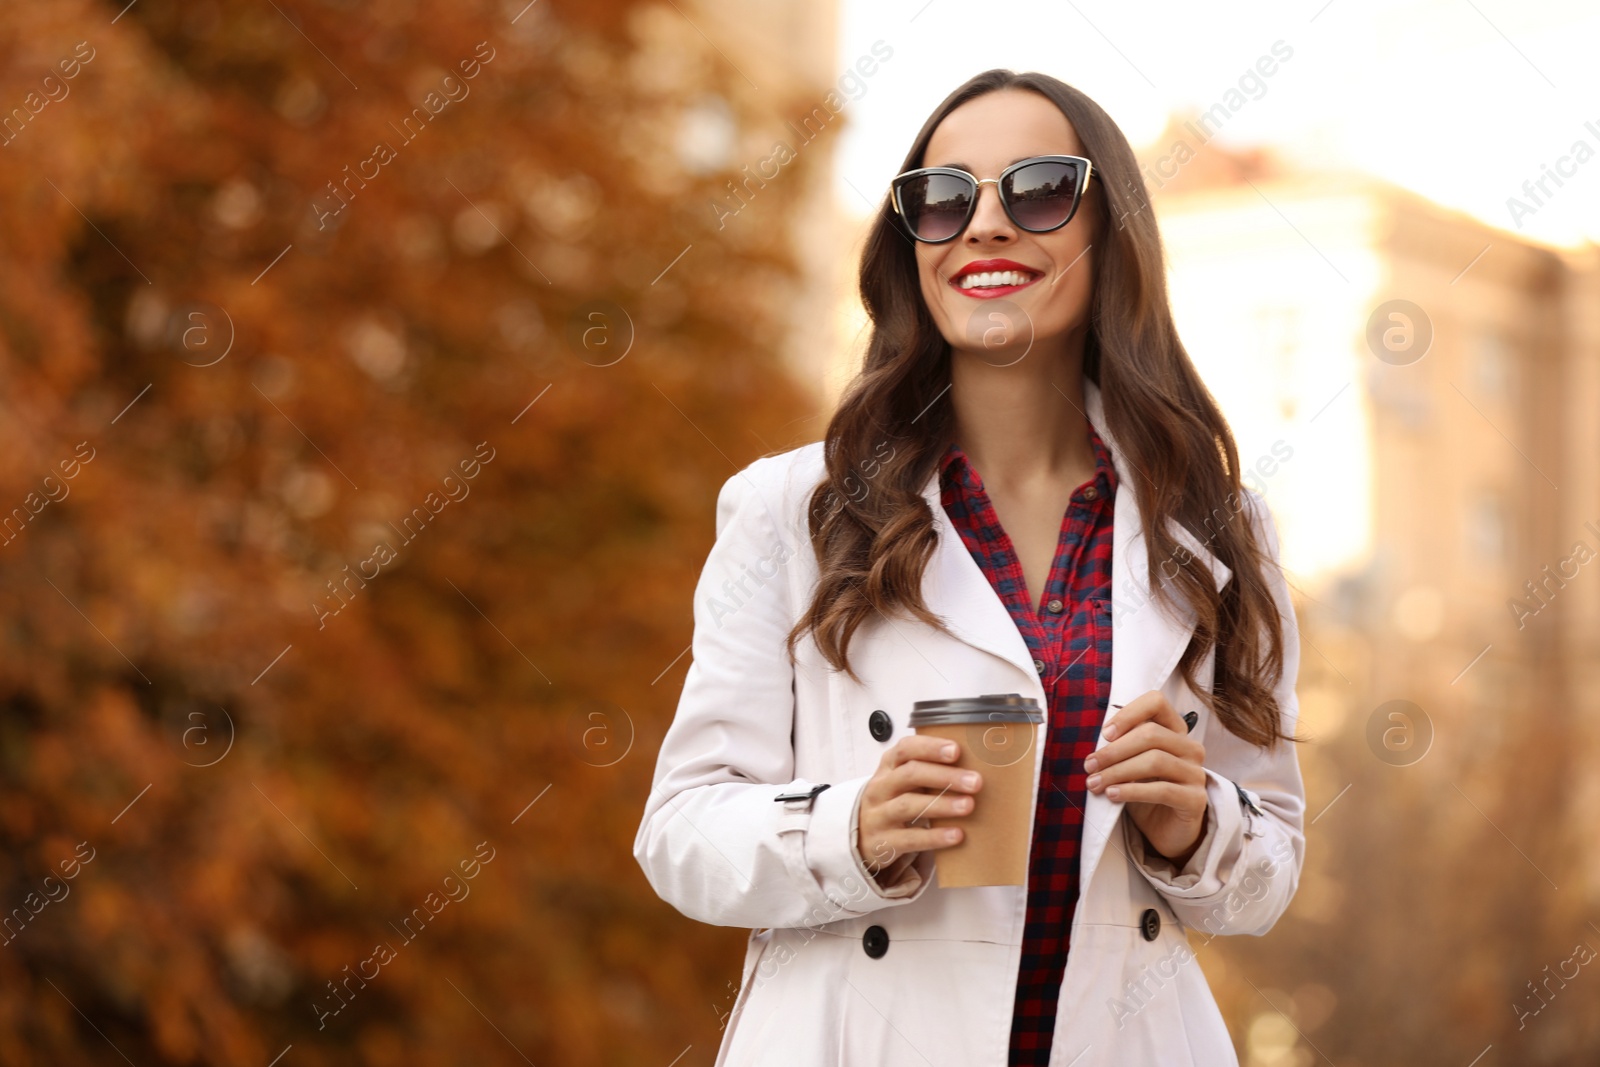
[
  {"left": 868, "top": 710, "right": 893, "bottom": 742},
  {"left": 1140, "top": 908, "right": 1161, "bottom": 941},
  {"left": 862, "top": 925, "right": 889, "bottom": 958}
]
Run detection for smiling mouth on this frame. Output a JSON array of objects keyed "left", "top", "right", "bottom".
[{"left": 950, "top": 269, "right": 1043, "bottom": 298}]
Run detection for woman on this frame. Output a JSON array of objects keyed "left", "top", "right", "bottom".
[{"left": 634, "top": 69, "right": 1306, "bottom": 1066}]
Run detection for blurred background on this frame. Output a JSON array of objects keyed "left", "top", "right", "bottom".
[{"left": 2, "top": 0, "right": 1597, "bottom": 1063}]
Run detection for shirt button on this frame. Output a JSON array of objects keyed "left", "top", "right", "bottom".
[
  {"left": 868, "top": 709, "right": 893, "bottom": 742},
  {"left": 1046, "top": 598, "right": 1064, "bottom": 614},
  {"left": 1082, "top": 485, "right": 1098, "bottom": 500},
  {"left": 1033, "top": 658, "right": 1046, "bottom": 674},
  {"left": 862, "top": 925, "right": 890, "bottom": 958}
]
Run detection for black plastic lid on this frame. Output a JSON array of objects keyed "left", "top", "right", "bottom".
[{"left": 908, "top": 692, "right": 1044, "bottom": 727}]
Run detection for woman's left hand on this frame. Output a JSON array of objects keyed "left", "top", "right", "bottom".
[{"left": 1083, "top": 690, "right": 1209, "bottom": 866}]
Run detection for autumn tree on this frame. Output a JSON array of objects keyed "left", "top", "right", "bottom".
[{"left": 0, "top": 0, "right": 822, "bottom": 1062}]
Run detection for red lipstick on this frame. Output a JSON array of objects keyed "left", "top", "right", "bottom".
[{"left": 948, "top": 258, "right": 1043, "bottom": 299}]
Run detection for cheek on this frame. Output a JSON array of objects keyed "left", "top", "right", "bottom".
[
  {"left": 1042, "top": 274, "right": 1092, "bottom": 329},
  {"left": 1042, "top": 240, "right": 1094, "bottom": 319},
  {"left": 1045, "top": 225, "right": 1093, "bottom": 268},
  {"left": 917, "top": 253, "right": 948, "bottom": 316}
]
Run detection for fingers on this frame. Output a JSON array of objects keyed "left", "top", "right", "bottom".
[
  {"left": 893, "top": 756, "right": 983, "bottom": 798},
  {"left": 1086, "top": 747, "right": 1204, "bottom": 796},
  {"left": 859, "top": 807, "right": 965, "bottom": 877},
  {"left": 1090, "top": 720, "right": 1203, "bottom": 771},
  {"left": 1102, "top": 779, "right": 1205, "bottom": 812},
  {"left": 887, "top": 784, "right": 974, "bottom": 825},
  {"left": 869, "top": 736, "right": 982, "bottom": 803},
  {"left": 868, "top": 823, "right": 966, "bottom": 872},
  {"left": 880, "top": 733, "right": 962, "bottom": 774},
  {"left": 1102, "top": 690, "right": 1186, "bottom": 741},
  {"left": 858, "top": 735, "right": 982, "bottom": 873},
  {"left": 1091, "top": 693, "right": 1203, "bottom": 779}
]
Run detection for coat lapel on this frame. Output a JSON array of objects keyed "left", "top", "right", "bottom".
[{"left": 916, "top": 373, "right": 1234, "bottom": 897}]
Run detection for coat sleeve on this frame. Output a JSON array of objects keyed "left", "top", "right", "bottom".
[
  {"left": 1124, "top": 488, "right": 1306, "bottom": 937},
  {"left": 633, "top": 455, "right": 936, "bottom": 930}
]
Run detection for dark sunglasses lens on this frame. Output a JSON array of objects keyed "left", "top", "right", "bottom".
[
  {"left": 1003, "top": 160, "right": 1081, "bottom": 231},
  {"left": 899, "top": 173, "right": 973, "bottom": 241}
]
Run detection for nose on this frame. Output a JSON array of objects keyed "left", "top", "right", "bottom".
[{"left": 964, "top": 178, "right": 1014, "bottom": 244}]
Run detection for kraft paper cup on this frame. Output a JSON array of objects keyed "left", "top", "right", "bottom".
[{"left": 909, "top": 693, "right": 1043, "bottom": 888}]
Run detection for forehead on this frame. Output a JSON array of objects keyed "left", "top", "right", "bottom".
[{"left": 924, "top": 89, "right": 1083, "bottom": 172}]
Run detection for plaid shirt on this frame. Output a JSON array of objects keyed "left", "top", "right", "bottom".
[{"left": 938, "top": 421, "right": 1118, "bottom": 1066}]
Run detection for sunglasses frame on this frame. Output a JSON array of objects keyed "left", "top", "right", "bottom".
[{"left": 888, "top": 154, "right": 1098, "bottom": 244}]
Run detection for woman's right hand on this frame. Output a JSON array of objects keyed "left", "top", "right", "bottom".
[{"left": 856, "top": 735, "right": 982, "bottom": 886}]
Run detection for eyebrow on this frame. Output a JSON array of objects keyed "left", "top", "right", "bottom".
[{"left": 930, "top": 155, "right": 1039, "bottom": 172}]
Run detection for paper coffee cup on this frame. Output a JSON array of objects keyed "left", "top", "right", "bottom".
[{"left": 909, "top": 693, "right": 1043, "bottom": 888}]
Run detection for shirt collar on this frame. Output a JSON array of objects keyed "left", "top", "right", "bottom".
[{"left": 939, "top": 419, "right": 1119, "bottom": 499}]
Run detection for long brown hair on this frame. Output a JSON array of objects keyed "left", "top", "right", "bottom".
[{"left": 784, "top": 69, "right": 1297, "bottom": 751}]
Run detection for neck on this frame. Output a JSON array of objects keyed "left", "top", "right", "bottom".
[{"left": 946, "top": 329, "right": 1092, "bottom": 490}]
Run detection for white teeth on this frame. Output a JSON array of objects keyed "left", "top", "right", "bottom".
[{"left": 956, "top": 270, "right": 1035, "bottom": 290}]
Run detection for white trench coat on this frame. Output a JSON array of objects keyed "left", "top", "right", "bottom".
[{"left": 634, "top": 377, "right": 1306, "bottom": 1066}]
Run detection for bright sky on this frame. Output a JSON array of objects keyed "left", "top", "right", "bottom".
[{"left": 833, "top": 0, "right": 1600, "bottom": 248}]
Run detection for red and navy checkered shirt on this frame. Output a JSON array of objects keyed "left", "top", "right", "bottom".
[{"left": 938, "top": 420, "right": 1118, "bottom": 1066}]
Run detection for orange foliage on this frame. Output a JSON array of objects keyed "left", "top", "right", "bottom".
[{"left": 0, "top": 0, "right": 816, "bottom": 1062}]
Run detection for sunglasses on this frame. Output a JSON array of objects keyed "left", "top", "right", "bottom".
[{"left": 889, "top": 154, "right": 1097, "bottom": 243}]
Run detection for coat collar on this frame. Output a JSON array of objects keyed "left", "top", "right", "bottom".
[
  {"left": 917, "top": 372, "right": 1235, "bottom": 892},
  {"left": 917, "top": 373, "right": 1232, "bottom": 683}
]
